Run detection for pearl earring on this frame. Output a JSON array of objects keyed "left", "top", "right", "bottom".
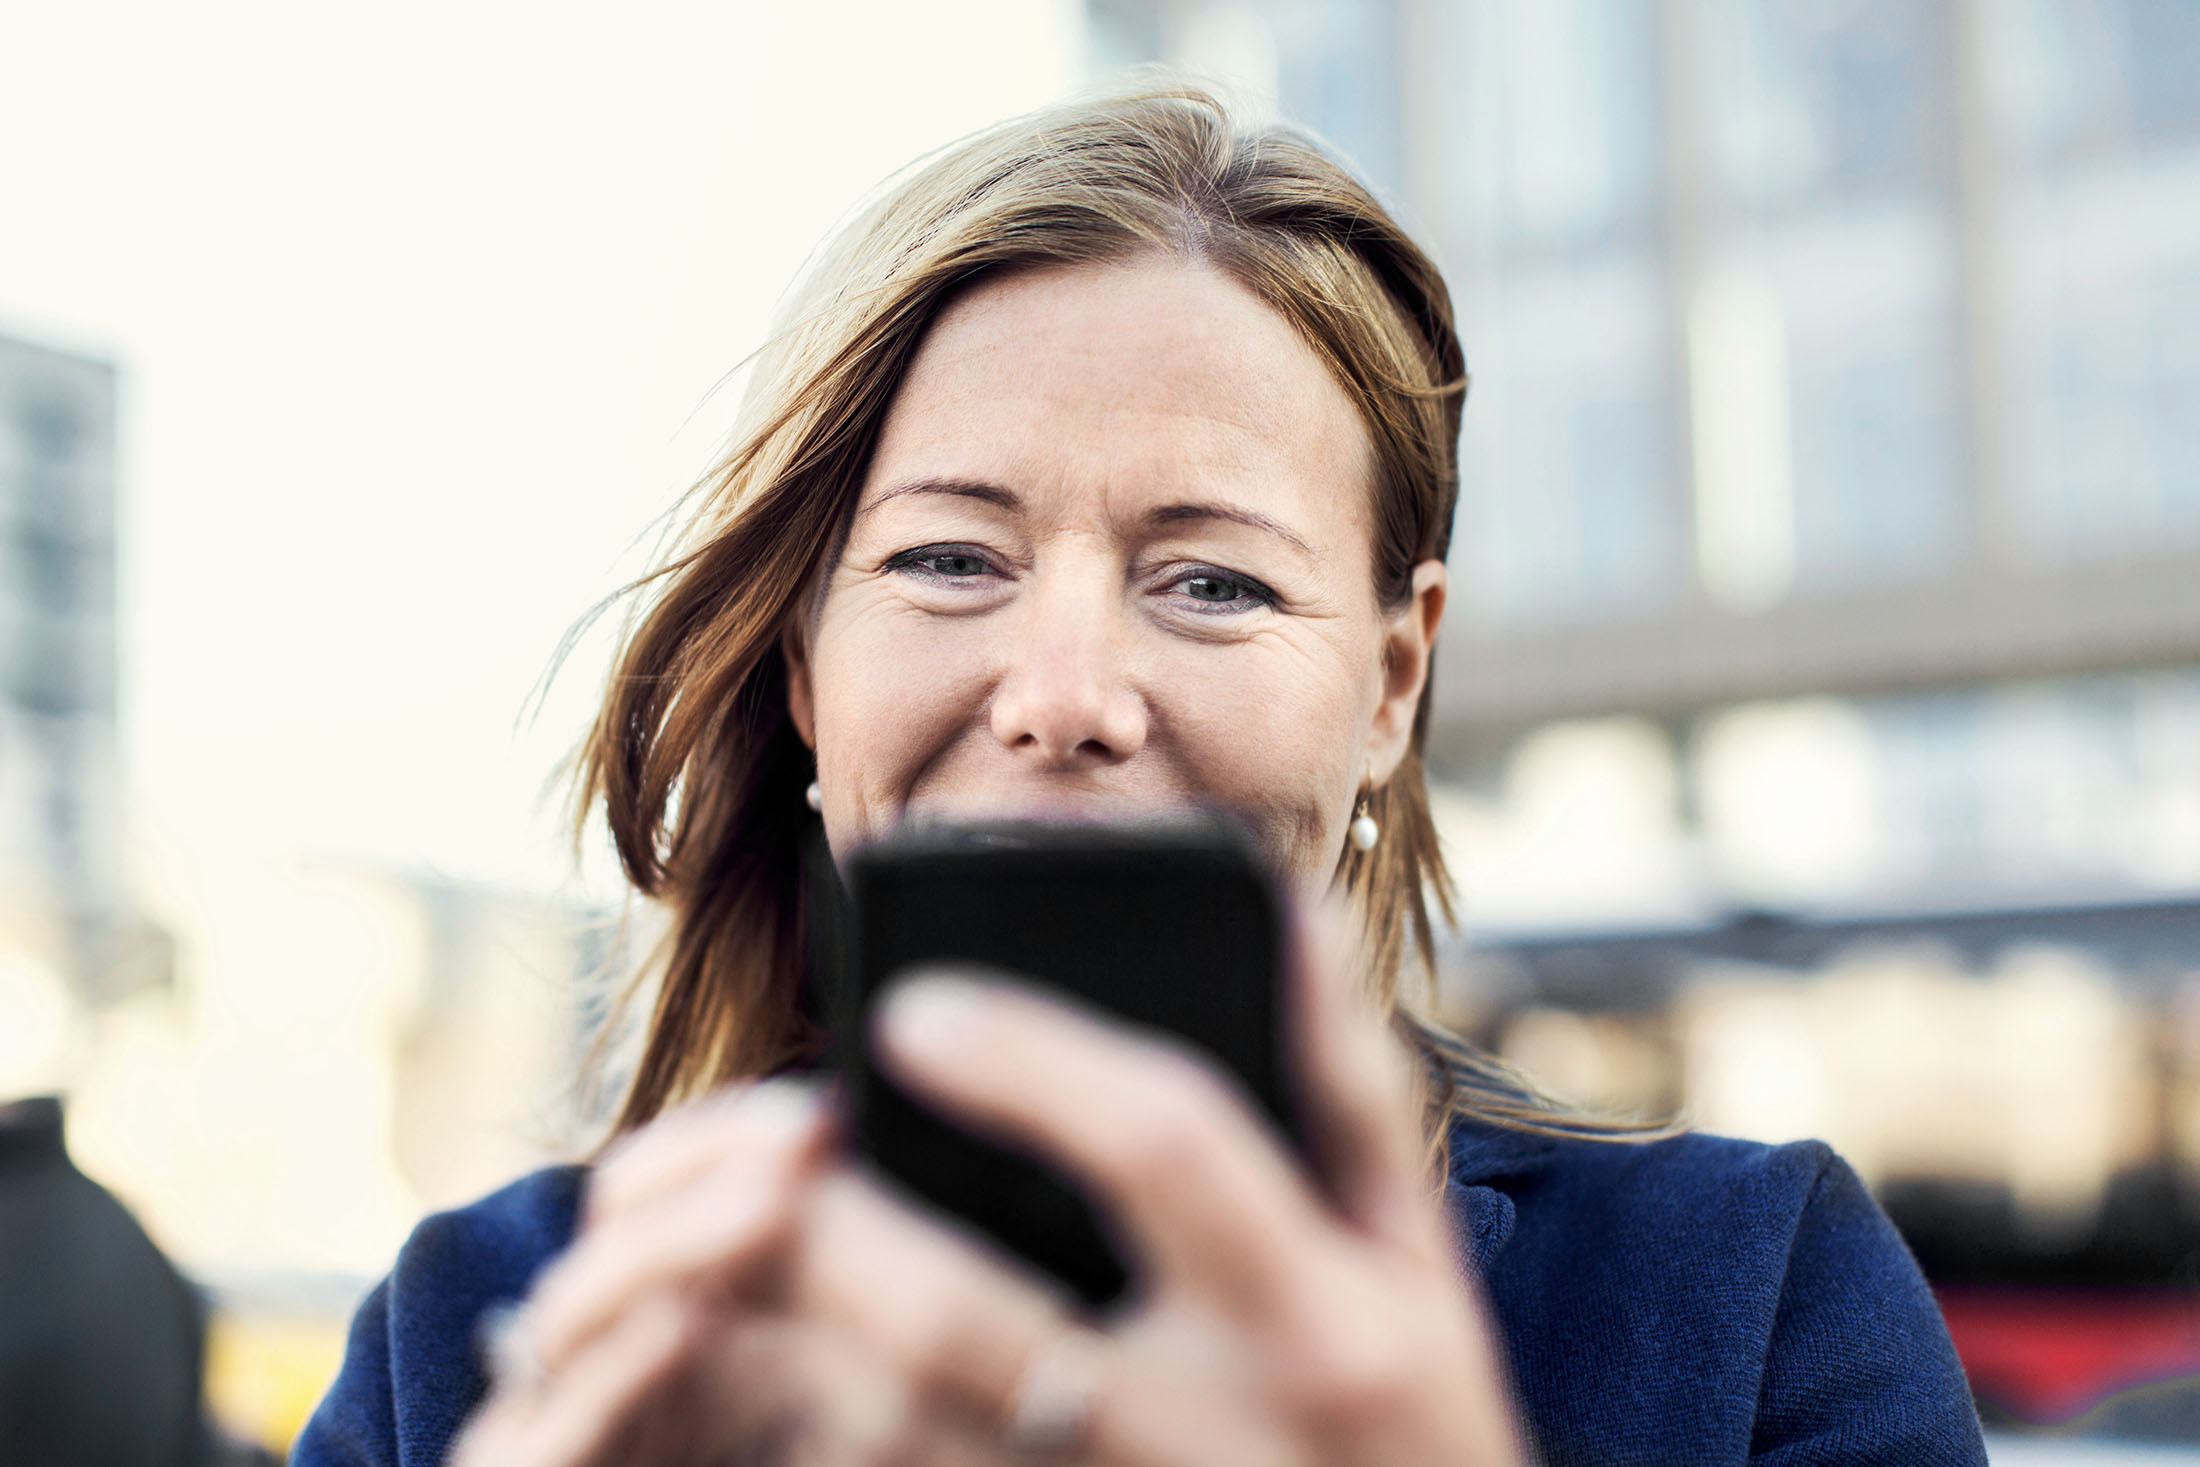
[
  {"left": 804, "top": 781, "right": 823, "bottom": 812},
  {"left": 1349, "top": 789, "right": 1379, "bottom": 852}
]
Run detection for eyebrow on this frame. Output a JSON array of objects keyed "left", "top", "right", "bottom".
[
  {"left": 1145, "top": 501, "right": 1315, "bottom": 558},
  {"left": 865, "top": 477, "right": 1316, "bottom": 558},
  {"left": 862, "top": 477, "right": 1021, "bottom": 514}
]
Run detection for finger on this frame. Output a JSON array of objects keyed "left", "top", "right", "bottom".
[
  {"left": 526, "top": 1108, "right": 828, "bottom": 1371},
  {"left": 795, "top": 1171, "right": 1308, "bottom": 1467},
  {"left": 794, "top": 1179, "right": 1275, "bottom": 1467},
  {"left": 797, "top": 1169, "right": 1285, "bottom": 1466},
  {"left": 717, "top": 1317, "right": 1030, "bottom": 1467},
  {"left": 792, "top": 1166, "right": 1070, "bottom": 1421},
  {"left": 872, "top": 972, "right": 1327, "bottom": 1314},
  {"left": 452, "top": 1293, "right": 697, "bottom": 1467},
  {"left": 1288, "top": 897, "right": 1446, "bottom": 1258},
  {"left": 712, "top": 1315, "right": 904, "bottom": 1464},
  {"left": 586, "top": 1076, "right": 831, "bottom": 1227},
  {"left": 528, "top": 1164, "right": 801, "bottom": 1375}
]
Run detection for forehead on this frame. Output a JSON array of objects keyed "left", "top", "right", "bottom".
[{"left": 861, "top": 257, "right": 1373, "bottom": 528}]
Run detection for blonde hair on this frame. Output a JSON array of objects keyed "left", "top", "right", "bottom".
[{"left": 577, "top": 79, "right": 1658, "bottom": 1142}]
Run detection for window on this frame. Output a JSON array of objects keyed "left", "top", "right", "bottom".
[
  {"left": 1695, "top": 0, "right": 1964, "bottom": 598},
  {"left": 1437, "top": 0, "right": 1682, "bottom": 625},
  {"left": 1991, "top": 0, "right": 2200, "bottom": 559}
]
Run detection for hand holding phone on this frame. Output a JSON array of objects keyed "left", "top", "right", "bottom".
[{"left": 811, "top": 818, "right": 1297, "bottom": 1309}]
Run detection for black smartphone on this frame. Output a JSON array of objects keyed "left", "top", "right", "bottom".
[{"left": 809, "top": 817, "right": 1295, "bottom": 1310}]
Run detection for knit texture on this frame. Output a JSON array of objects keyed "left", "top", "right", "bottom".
[
  {"left": 296, "top": 1166, "right": 583, "bottom": 1467},
  {"left": 294, "top": 1127, "right": 1986, "bottom": 1466}
]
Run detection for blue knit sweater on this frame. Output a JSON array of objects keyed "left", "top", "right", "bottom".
[{"left": 293, "top": 1123, "right": 1988, "bottom": 1466}]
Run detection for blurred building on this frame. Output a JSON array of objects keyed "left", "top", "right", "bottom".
[
  {"left": 0, "top": 329, "right": 609, "bottom": 1451},
  {"left": 1096, "top": 0, "right": 2200, "bottom": 739},
  {"left": 61, "top": 861, "right": 613, "bottom": 1454},
  {"left": 0, "top": 331, "right": 163, "bottom": 1006},
  {"left": 1097, "top": 0, "right": 2200, "bottom": 1435},
  {"left": 0, "top": 321, "right": 627, "bottom": 1449}
]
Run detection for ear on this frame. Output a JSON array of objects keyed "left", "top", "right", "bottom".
[
  {"left": 1367, "top": 560, "right": 1446, "bottom": 785},
  {"left": 781, "top": 615, "right": 817, "bottom": 751}
]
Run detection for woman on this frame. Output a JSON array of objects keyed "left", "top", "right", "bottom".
[{"left": 295, "top": 84, "right": 1988, "bottom": 1466}]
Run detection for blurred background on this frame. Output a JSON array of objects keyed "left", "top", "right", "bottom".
[{"left": 1, "top": 0, "right": 2196, "bottom": 1459}]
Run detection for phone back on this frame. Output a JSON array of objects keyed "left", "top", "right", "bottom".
[{"left": 827, "top": 820, "right": 1289, "bottom": 1309}]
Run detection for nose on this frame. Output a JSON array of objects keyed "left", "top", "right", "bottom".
[{"left": 987, "top": 576, "right": 1148, "bottom": 768}]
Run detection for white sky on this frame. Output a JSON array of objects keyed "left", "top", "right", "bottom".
[{"left": 0, "top": 0, "right": 1085, "bottom": 908}]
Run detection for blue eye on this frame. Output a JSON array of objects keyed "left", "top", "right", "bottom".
[
  {"left": 886, "top": 545, "right": 994, "bottom": 580},
  {"left": 1170, "top": 567, "right": 1276, "bottom": 612}
]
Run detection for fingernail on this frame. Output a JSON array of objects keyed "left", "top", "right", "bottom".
[
  {"left": 879, "top": 972, "right": 988, "bottom": 1058},
  {"left": 476, "top": 1302, "right": 547, "bottom": 1394},
  {"left": 740, "top": 1076, "right": 826, "bottom": 1144}
]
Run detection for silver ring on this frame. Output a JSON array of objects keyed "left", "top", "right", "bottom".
[{"left": 1003, "top": 1328, "right": 1113, "bottom": 1458}]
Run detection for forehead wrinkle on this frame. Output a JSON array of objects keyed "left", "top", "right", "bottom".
[
  {"left": 1073, "top": 391, "right": 1376, "bottom": 543},
  {"left": 866, "top": 272, "right": 1376, "bottom": 547},
  {"left": 913, "top": 298, "right": 1354, "bottom": 465}
]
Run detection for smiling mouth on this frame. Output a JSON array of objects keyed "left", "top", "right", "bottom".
[
  {"left": 893, "top": 802, "right": 1266, "bottom": 866},
  {"left": 898, "top": 794, "right": 1209, "bottom": 832}
]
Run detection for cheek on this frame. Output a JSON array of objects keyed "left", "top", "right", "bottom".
[
  {"left": 807, "top": 600, "right": 989, "bottom": 839},
  {"left": 1154, "top": 636, "right": 1370, "bottom": 882}
]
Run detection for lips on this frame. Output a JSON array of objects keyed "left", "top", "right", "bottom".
[{"left": 898, "top": 794, "right": 1201, "bottom": 831}]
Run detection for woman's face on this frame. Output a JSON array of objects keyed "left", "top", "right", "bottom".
[{"left": 782, "top": 257, "right": 1444, "bottom": 901}]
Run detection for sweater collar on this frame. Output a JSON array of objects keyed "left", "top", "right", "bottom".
[
  {"left": 1445, "top": 1118, "right": 1558, "bottom": 1186},
  {"left": 1441, "top": 1119, "right": 1557, "bottom": 1272}
]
